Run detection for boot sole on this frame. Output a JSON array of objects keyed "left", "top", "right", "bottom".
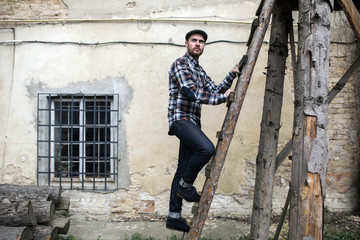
[{"left": 166, "top": 226, "right": 190, "bottom": 232}]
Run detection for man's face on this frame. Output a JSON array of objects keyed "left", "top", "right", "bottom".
[{"left": 185, "top": 34, "right": 205, "bottom": 59}]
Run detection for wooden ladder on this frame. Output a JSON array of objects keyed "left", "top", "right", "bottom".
[{"left": 182, "top": 0, "right": 276, "bottom": 239}]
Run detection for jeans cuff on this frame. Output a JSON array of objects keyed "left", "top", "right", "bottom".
[
  {"left": 168, "top": 211, "right": 181, "bottom": 218},
  {"left": 179, "top": 178, "right": 193, "bottom": 188}
]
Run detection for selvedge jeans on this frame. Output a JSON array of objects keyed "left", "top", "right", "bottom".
[{"left": 168, "top": 119, "right": 215, "bottom": 213}]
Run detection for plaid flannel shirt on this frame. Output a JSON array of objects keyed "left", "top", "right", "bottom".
[{"left": 168, "top": 52, "right": 236, "bottom": 130}]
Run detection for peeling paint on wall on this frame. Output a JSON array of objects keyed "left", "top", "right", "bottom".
[
  {"left": 25, "top": 76, "right": 134, "bottom": 188},
  {"left": 2, "top": 164, "right": 35, "bottom": 185}
]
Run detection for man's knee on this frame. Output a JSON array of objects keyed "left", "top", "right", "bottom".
[{"left": 202, "top": 142, "right": 215, "bottom": 159}]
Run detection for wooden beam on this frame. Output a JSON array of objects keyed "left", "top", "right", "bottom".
[
  {"left": 273, "top": 188, "right": 291, "bottom": 240},
  {"left": 328, "top": 55, "right": 360, "bottom": 102},
  {"left": 55, "top": 196, "right": 70, "bottom": 211},
  {"left": 50, "top": 218, "right": 71, "bottom": 235},
  {"left": 32, "top": 200, "right": 55, "bottom": 224},
  {"left": 289, "top": 0, "right": 332, "bottom": 238},
  {"left": 33, "top": 225, "right": 58, "bottom": 240},
  {"left": 250, "top": 0, "right": 291, "bottom": 239},
  {"left": 300, "top": 171, "right": 323, "bottom": 239},
  {"left": 0, "top": 201, "right": 37, "bottom": 227},
  {"left": 0, "top": 184, "right": 62, "bottom": 203},
  {"left": 336, "top": 0, "right": 360, "bottom": 41}
]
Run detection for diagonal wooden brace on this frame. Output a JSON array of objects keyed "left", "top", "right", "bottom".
[{"left": 336, "top": 0, "right": 360, "bottom": 42}]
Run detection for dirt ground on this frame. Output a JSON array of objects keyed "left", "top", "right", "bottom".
[
  {"left": 62, "top": 211, "right": 360, "bottom": 239},
  {"left": 208, "top": 211, "right": 360, "bottom": 239},
  {"left": 323, "top": 211, "right": 360, "bottom": 235}
]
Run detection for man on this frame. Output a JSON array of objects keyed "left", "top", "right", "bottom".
[{"left": 166, "top": 29, "right": 240, "bottom": 232}]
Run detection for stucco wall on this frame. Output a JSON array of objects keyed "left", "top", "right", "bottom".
[{"left": 0, "top": 0, "right": 359, "bottom": 219}]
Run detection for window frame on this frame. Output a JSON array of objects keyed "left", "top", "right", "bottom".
[{"left": 37, "top": 93, "right": 119, "bottom": 190}]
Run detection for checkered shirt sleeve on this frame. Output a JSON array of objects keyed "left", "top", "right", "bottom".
[{"left": 168, "top": 53, "right": 236, "bottom": 129}]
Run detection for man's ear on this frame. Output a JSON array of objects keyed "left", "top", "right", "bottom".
[{"left": 185, "top": 41, "right": 188, "bottom": 47}]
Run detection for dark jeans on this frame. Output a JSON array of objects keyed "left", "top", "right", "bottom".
[{"left": 168, "top": 120, "right": 215, "bottom": 213}]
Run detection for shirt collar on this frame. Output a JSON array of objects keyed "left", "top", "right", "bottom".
[{"left": 185, "top": 52, "right": 199, "bottom": 66}]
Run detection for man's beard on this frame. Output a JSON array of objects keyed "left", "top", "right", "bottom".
[{"left": 189, "top": 48, "right": 203, "bottom": 57}]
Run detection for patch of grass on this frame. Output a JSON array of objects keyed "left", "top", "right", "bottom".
[
  {"left": 324, "top": 227, "right": 360, "bottom": 240},
  {"left": 166, "top": 235, "right": 182, "bottom": 240},
  {"left": 124, "top": 233, "right": 158, "bottom": 240},
  {"left": 231, "top": 236, "right": 251, "bottom": 240},
  {"left": 55, "top": 235, "right": 80, "bottom": 240},
  {"left": 232, "top": 228, "right": 360, "bottom": 240},
  {"left": 232, "top": 236, "right": 275, "bottom": 240}
]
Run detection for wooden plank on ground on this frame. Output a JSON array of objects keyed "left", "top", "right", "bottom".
[
  {"left": 50, "top": 218, "right": 71, "bottom": 235},
  {"left": 32, "top": 200, "right": 55, "bottom": 224},
  {"left": 33, "top": 225, "right": 58, "bottom": 240},
  {"left": 0, "top": 201, "right": 37, "bottom": 227},
  {"left": 55, "top": 196, "right": 70, "bottom": 211},
  {"left": 0, "top": 184, "right": 61, "bottom": 203}
]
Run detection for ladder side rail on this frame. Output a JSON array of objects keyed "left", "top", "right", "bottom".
[{"left": 184, "top": 0, "right": 276, "bottom": 239}]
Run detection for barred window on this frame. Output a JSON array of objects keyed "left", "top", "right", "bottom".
[{"left": 37, "top": 94, "right": 119, "bottom": 190}]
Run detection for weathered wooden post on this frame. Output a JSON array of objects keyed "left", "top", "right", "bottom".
[
  {"left": 250, "top": 0, "right": 291, "bottom": 239},
  {"left": 289, "top": 0, "right": 333, "bottom": 239}
]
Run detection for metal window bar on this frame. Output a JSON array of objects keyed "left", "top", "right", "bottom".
[
  {"left": 70, "top": 95, "right": 74, "bottom": 189},
  {"left": 92, "top": 95, "right": 96, "bottom": 190},
  {"left": 59, "top": 95, "right": 63, "bottom": 187},
  {"left": 105, "top": 95, "right": 108, "bottom": 190},
  {"left": 37, "top": 93, "right": 119, "bottom": 190},
  {"left": 48, "top": 95, "right": 52, "bottom": 186},
  {"left": 84, "top": 96, "right": 112, "bottom": 190},
  {"left": 81, "top": 94, "right": 85, "bottom": 190}
]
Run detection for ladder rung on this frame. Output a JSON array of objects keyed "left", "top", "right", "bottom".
[
  {"left": 192, "top": 203, "right": 199, "bottom": 215},
  {"left": 216, "top": 131, "right": 224, "bottom": 140},
  {"left": 226, "top": 92, "right": 235, "bottom": 107},
  {"left": 239, "top": 55, "right": 248, "bottom": 72},
  {"left": 228, "top": 92, "right": 235, "bottom": 102},
  {"left": 205, "top": 162, "right": 212, "bottom": 178},
  {"left": 247, "top": 18, "right": 260, "bottom": 46},
  {"left": 227, "top": 55, "right": 248, "bottom": 107}
]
